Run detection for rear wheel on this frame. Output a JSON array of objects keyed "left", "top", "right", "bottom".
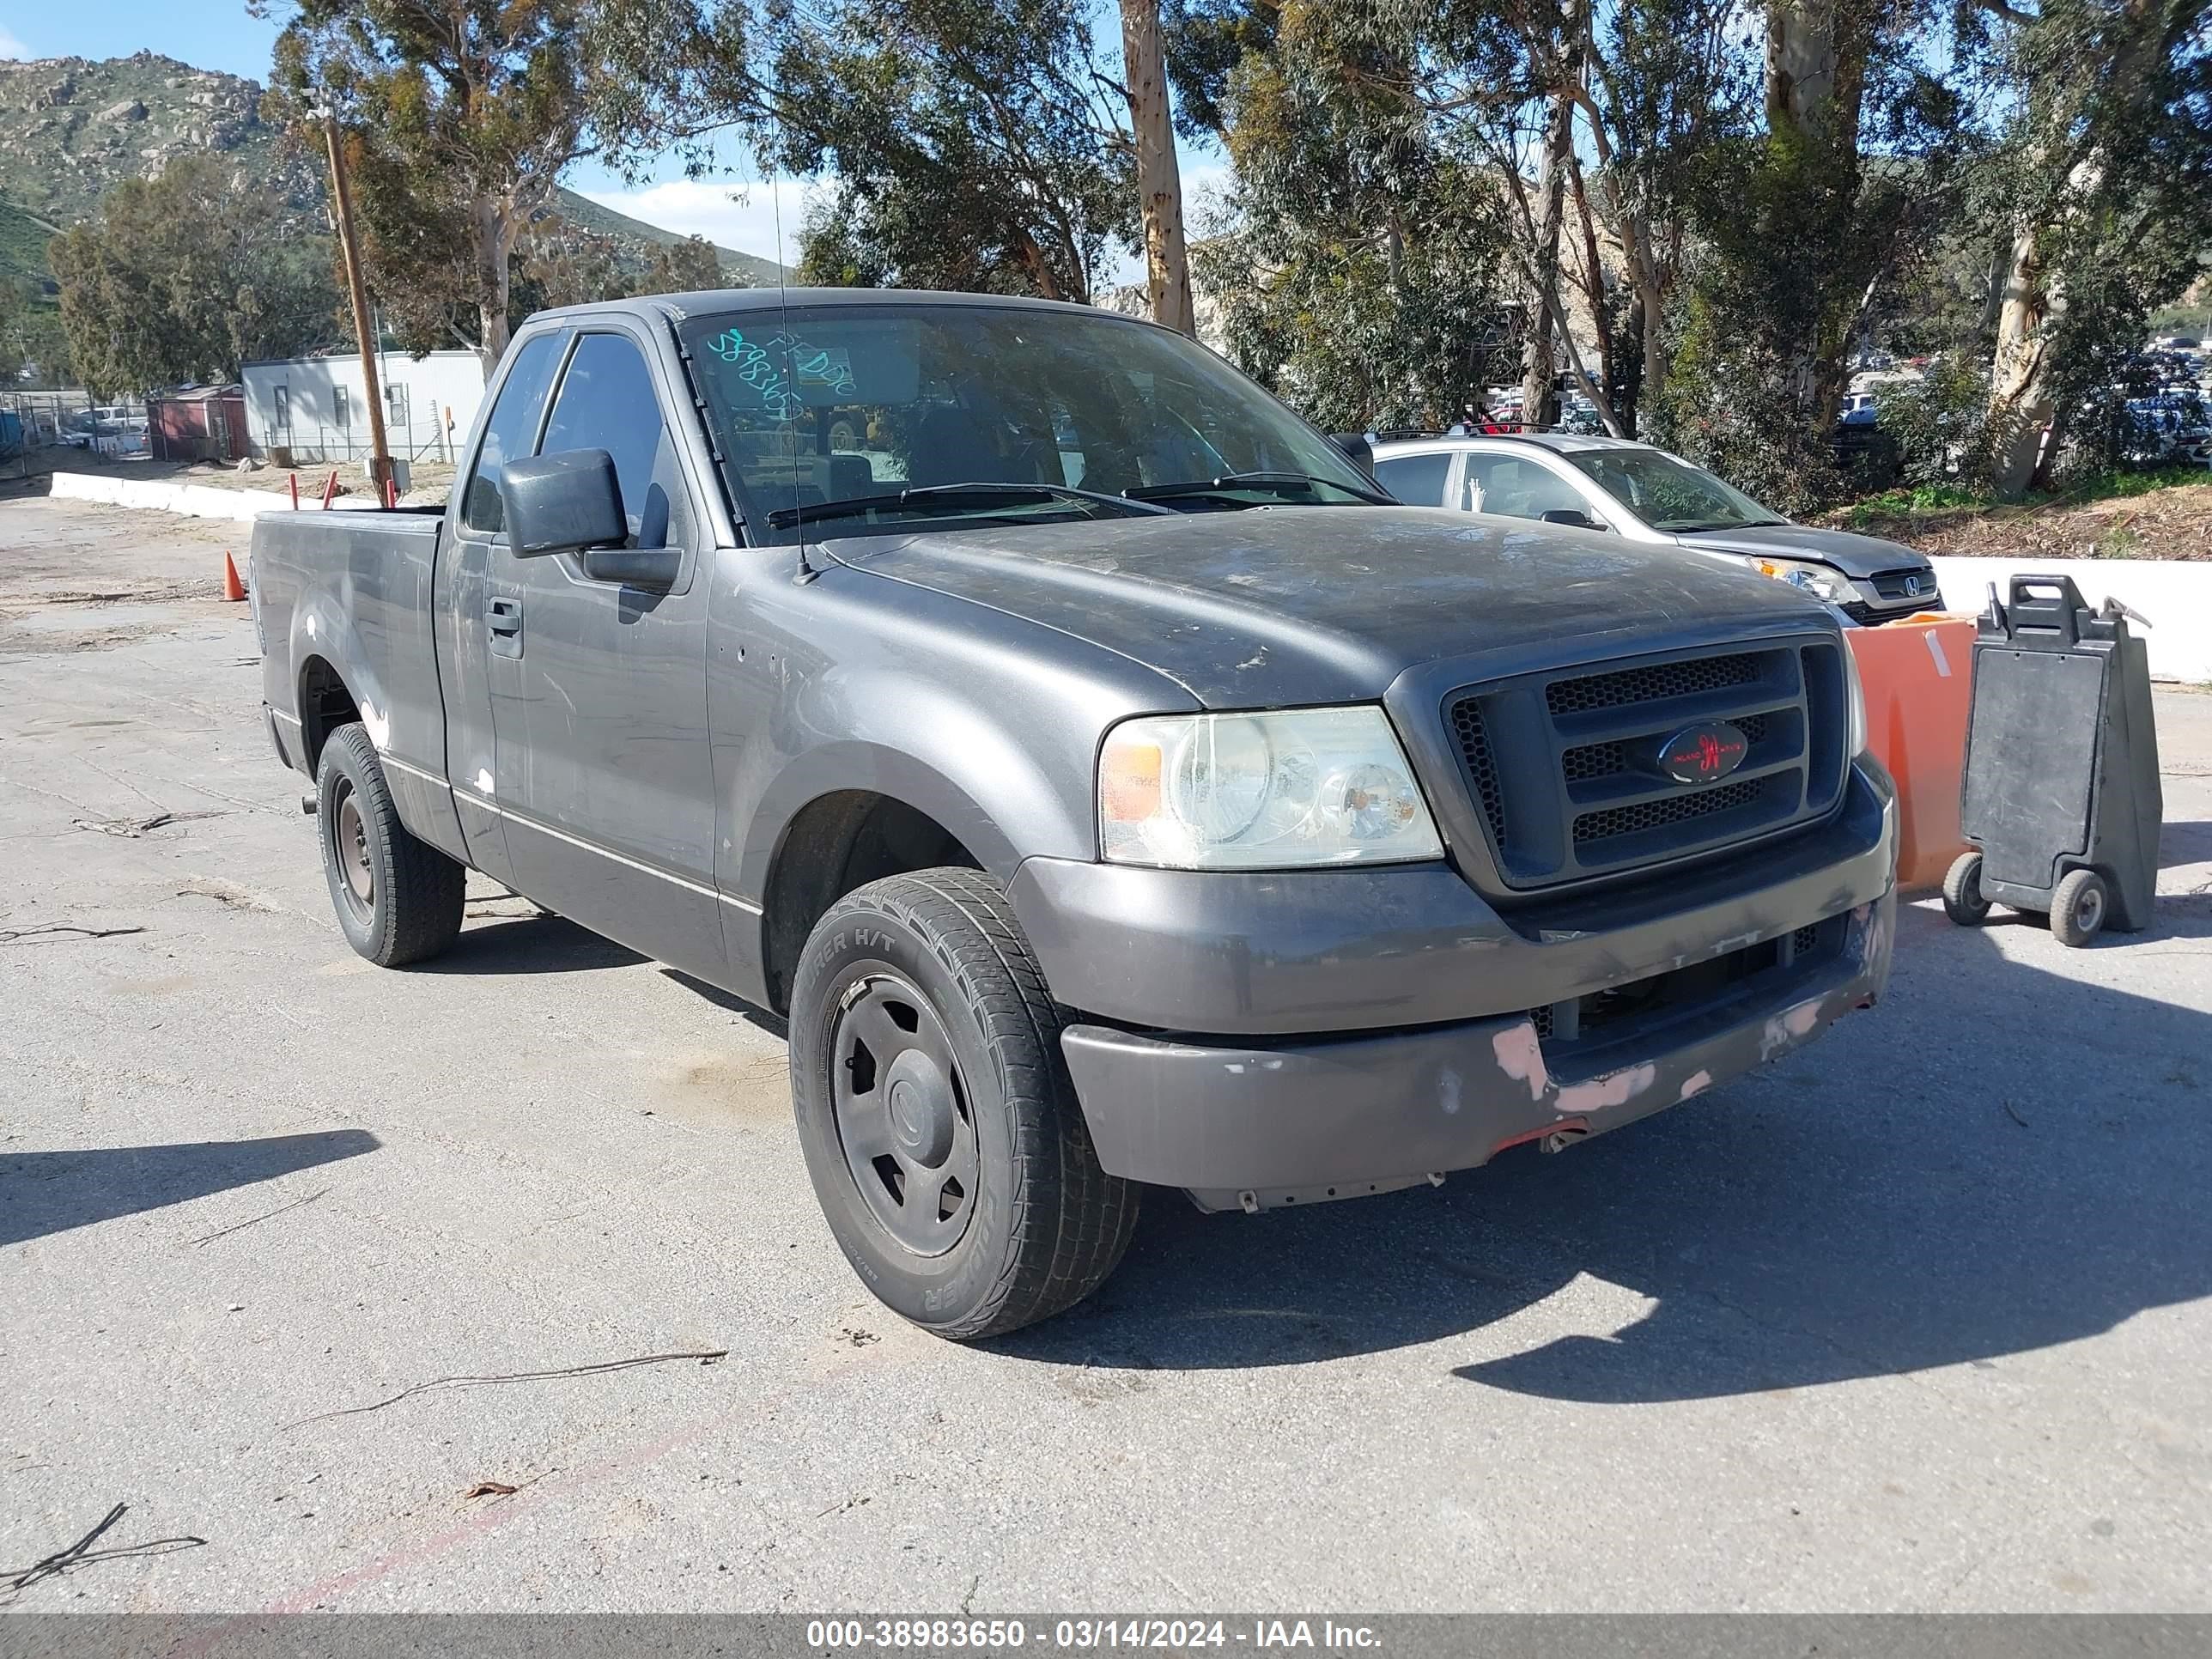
[
  {"left": 316, "top": 722, "right": 466, "bottom": 967},
  {"left": 789, "top": 868, "right": 1138, "bottom": 1339},
  {"left": 2050, "top": 868, "right": 2109, "bottom": 948},
  {"left": 1941, "top": 850, "right": 1991, "bottom": 927}
]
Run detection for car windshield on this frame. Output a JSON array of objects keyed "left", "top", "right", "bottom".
[
  {"left": 680, "top": 303, "right": 1382, "bottom": 543},
  {"left": 1561, "top": 447, "right": 1788, "bottom": 533}
]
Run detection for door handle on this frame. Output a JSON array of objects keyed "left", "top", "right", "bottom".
[{"left": 486, "top": 597, "right": 524, "bottom": 635}]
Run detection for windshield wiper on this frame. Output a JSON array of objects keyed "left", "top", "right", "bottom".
[
  {"left": 764, "top": 481, "right": 1169, "bottom": 532},
  {"left": 1126, "top": 471, "right": 1393, "bottom": 507},
  {"left": 1674, "top": 518, "right": 1790, "bottom": 532}
]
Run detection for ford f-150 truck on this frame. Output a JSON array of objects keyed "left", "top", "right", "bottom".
[{"left": 252, "top": 289, "right": 1897, "bottom": 1339}]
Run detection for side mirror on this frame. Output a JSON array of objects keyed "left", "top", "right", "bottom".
[
  {"left": 1540, "top": 507, "right": 1601, "bottom": 530},
  {"left": 1329, "top": 432, "right": 1375, "bottom": 472},
  {"left": 501, "top": 449, "right": 626, "bottom": 558}
]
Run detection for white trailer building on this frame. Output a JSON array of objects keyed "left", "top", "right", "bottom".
[{"left": 240, "top": 349, "right": 489, "bottom": 467}]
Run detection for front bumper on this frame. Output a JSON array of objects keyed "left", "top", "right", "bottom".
[{"left": 1012, "top": 763, "right": 1897, "bottom": 1206}]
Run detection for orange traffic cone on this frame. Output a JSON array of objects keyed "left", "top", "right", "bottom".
[{"left": 222, "top": 551, "right": 246, "bottom": 603}]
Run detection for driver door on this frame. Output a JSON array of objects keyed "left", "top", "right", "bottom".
[{"left": 482, "top": 325, "right": 726, "bottom": 981}]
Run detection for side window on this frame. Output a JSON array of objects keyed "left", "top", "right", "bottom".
[
  {"left": 1467, "top": 456, "right": 1589, "bottom": 522},
  {"left": 463, "top": 332, "right": 563, "bottom": 534},
  {"left": 1371, "top": 452, "right": 1452, "bottom": 507},
  {"left": 537, "top": 332, "right": 681, "bottom": 549}
]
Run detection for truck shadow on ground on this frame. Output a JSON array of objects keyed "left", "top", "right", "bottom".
[
  {"left": 0, "top": 1129, "right": 380, "bottom": 1248},
  {"left": 416, "top": 913, "right": 648, "bottom": 975},
  {"left": 997, "top": 898, "right": 2212, "bottom": 1395}
]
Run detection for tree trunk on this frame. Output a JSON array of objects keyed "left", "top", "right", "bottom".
[
  {"left": 1639, "top": 271, "right": 1666, "bottom": 424},
  {"left": 1986, "top": 221, "right": 2064, "bottom": 496},
  {"left": 1518, "top": 93, "right": 1571, "bottom": 425},
  {"left": 1763, "top": 0, "right": 1871, "bottom": 433},
  {"left": 473, "top": 193, "right": 515, "bottom": 381},
  {"left": 1118, "top": 0, "right": 1194, "bottom": 336},
  {"left": 1519, "top": 0, "right": 1588, "bottom": 428},
  {"left": 1567, "top": 153, "right": 1614, "bottom": 416}
]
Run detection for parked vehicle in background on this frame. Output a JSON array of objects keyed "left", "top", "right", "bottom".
[
  {"left": 1370, "top": 430, "right": 1944, "bottom": 625},
  {"left": 91, "top": 416, "right": 150, "bottom": 459},
  {"left": 253, "top": 288, "right": 1897, "bottom": 1339}
]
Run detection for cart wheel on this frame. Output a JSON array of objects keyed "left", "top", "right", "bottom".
[
  {"left": 1941, "top": 851, "right": 1991, "bottom": 927},
  {"left": 2050, "top": 869, "right": 2109, "bottom": 947}
]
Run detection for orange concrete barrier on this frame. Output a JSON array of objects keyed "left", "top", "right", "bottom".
[{"left": 1847, "top": 615, "right": 1974, "bottom": 891}]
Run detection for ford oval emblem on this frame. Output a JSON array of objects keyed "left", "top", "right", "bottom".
[{"left": 1656, "top": 721, "right": 1750, "bottom": 786}]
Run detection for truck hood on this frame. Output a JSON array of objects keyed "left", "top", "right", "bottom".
[
  {"left": 1673, "top": 522, "right": 1932, "bottom": 579},
  {"left": 820, "top": 506, "right": 1840, "bottom": 708}
]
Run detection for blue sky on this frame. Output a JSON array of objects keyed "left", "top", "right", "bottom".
[{"left": 0, "top": 1, "right": 1219, "bottom": 280}]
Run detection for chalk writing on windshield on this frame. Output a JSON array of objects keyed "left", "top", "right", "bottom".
[{"left": 706, "top": 327, "right": 858, "bottom": 421}]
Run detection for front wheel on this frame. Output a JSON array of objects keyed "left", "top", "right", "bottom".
[
  {"left": 788, "top": 868, "right": 1139, "bottom": 1340},
  {"left": 316, "top": 722, "right": 466, "bottom": 967}
]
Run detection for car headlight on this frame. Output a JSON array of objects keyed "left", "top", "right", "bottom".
[
  {"left": 1843, "top": 636, "right": 1869, "bottom": 757},
  {"left": 1748, "top": 556, "right": 1856, "bottom": 607},
  {"left": 1099, "top": 706, "right": 1445, "bottom": 868}
]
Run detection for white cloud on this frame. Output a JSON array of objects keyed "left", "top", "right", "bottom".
[
  {"left": 574, "top": 177, "right": 826, "bottom": 268},
  {"left": 0, "top": 25, "right": 31, "bottom": 59}
]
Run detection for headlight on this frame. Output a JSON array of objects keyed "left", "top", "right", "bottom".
[
  {"left": 1748, "top": 556, "right": 1856, "bottom": 607},
  {"left": 1843, "top": 637, "right": 1869, "bottom": 756},
  {"left": 1099, "top": 706, "right": 1445, "bottom": 869}
]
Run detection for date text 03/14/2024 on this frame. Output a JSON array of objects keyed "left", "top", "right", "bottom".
[{"left": 805, "top": 1620, "right": 1384, "bottom": 1650}]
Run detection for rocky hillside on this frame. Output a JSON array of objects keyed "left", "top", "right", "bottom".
[{"left": 0, "top": 51, "right": 781, "bottom": 288}]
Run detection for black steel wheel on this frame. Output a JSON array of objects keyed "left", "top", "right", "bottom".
[
  {"left": 315, "top": 722, "right": 467, "bottom": 968},
  {"left": 831, "top": 972, "right": 981, "bottom": 1256},
  {"left": 789, "top": 867, "right": 1139, "bottom": 1340}
]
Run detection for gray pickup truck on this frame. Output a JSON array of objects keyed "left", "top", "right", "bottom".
[{"left": 252, "top": 289, "right": 1897, "bottom": 1339}]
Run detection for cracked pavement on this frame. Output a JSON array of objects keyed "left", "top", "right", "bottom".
[{"left": 3, "top": 495, "right": 2209, "bottom": 1612}]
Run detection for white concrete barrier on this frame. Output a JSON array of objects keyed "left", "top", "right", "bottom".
[
  {"left": 49, "top": 469, "right": 283, "bottom": 524},
  {"left": 1926, "top": 556, "right": 2212, "bottom": 684}
]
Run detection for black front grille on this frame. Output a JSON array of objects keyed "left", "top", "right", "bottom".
[
  {"left": 1522, "top": 915, "right": 1844, "bottom": 1053},
  {"left": 1868, "top": 568, "right": 1935, "bottom": 601},
  {"left": 1442, "top": 637, "right": 1849, "bottom": 890},
  {"left": 1547, "top": 653, "right": 1763, "bottom": 715},
  {"left": 1449, "top": 697, "right": 1507, "bottom": 846},
  {"left": 1573, "top": 775, "right": 1768, "bottom": 846}
]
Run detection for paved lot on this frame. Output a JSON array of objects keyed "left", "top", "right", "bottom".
[{"left": 3, "top": 494, "right": 2210, "bottom": 1613}]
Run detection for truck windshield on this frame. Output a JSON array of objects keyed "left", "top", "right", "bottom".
[
  {"left": 680, "top": 303, "right": 1384, "bottom": 542},
  {"left": 1561, "top": 448, "right": 1790, "bottom": 533}
]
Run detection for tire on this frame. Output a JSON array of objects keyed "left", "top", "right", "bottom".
[
  {"left": 788, "top": 867, "right": 1139, "bottom": 1340},
  {"left": 1941, "top": 850, "right": 1991, "bottom": 927},
  {"left": 2050, "top": 867, "right": 2109, "bottom": 948},
  {"left": 316, "top": 722, "right": 466, "bottom": 967}
]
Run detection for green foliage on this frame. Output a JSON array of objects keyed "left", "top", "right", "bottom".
[
  {"left": 1193, "top": 0, "right": 1516, "bottom": 431},
  {"left": 765, "top": 0, "right": 1136, "bottom": 301},
  {"left": 1159, "top": 0, "right": 1278, "bottom": 139},
  {"left": 1869, "top": 354, "right": 1992, "bottom": 489},
  {"left": 1837, "top": 463, "right": 2205, "bottom": 532},
  {"left": 262, "top": 0, "right": 697, "bottom": 358},
  {"left": 47, "top": 154, "right": 340, "bottom": 396},
  {"left": 1650, "top": 0, "right": 1970, "bottom": 509},
  {"left": 514, "top": 219, "right": 723, "bottom": 315}
]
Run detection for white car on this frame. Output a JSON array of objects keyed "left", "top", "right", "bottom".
[{"left": 1368, "top": 428, "right": 1944, "bottom": 626}]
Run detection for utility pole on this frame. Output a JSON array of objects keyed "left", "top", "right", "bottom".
[{"left": 320, "top": 111, "right": 393, "bottom": 498}]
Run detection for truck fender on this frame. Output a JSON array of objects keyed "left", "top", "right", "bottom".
[{"left": 288, "top": 595, "right": 391, "bottom": 759}]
